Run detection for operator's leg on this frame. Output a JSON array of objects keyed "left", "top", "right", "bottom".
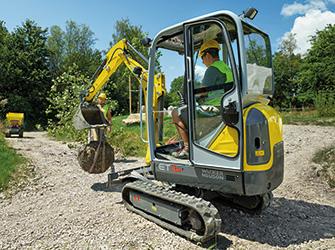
[{"left": 172, "top": 108, "right": 189, "bottom": 152}]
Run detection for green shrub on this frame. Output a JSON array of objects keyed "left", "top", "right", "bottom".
[
  {"left": 315, "top": 91, "right": 335, "bottom": 117},
  {"left": 312, "top": 145, "right": 335, "bottom": 188},
  {"left": 107, "top": 115, "right": 177, "bottom": 157},
  {"left": 46, "top": 65, "right": 90, "bottom": 142}
]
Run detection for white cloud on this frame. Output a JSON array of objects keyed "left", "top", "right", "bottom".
[
  {"left": 279, "top": 0, "right": 335, "bottom": 53},
  {"left": 283, "top": 9, "right": 335, "bottom": 54},
  {"left": 281, "top": 0, "right": 327, "bottom": 16}
]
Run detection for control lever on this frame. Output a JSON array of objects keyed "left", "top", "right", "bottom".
[{"left": 222, "top": 101, "right": 239, "bottom": 126}]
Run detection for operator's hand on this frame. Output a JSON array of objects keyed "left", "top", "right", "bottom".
[
  {"left": 195, "top": 94, "right": 208, "bottom": 104},
  {"left": 204, "top": 106, "right": 219, "bottom": 112}
]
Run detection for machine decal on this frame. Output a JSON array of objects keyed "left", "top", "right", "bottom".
[
  {"left": 133, "top": 194, "right": 141, "bottom": 202},
  {"left": 201, "top": 169, "right": 226, "bottom": 180},
  {"left": 171, "top": 164, "right": 184, "bottom": 173},
  {"left": 255, "top": 150, "right": 265, "bottom": 157},
  {"left": 151, "top": 204, "right": 158, "bottom": 212},
  {"left": 157, "top": 163, "right": 169, "bottom": 172}
]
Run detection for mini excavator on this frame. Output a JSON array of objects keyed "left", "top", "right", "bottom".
[{"left": 74, "top": 8, "right": 284, "bottom": 243}]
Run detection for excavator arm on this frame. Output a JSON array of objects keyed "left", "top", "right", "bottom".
[
  {"left": 74, "top": 39, "right": 166, "bottom": 130},
  {"left": 83, "top": 39, "right": 165, "bottom": 105}
]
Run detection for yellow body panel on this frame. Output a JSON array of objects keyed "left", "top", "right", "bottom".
[
  {"left": 6, "top": 112, "right": 24, "bottom": 126},
  {"left": 206, "top": 103, "right": 282, "bottom": 171},
  {"left": 243, "top": 103, "right": 283, "bottom": 171},
  {"left": 209, "top": 126, "right": 239, "bottom": 157}
]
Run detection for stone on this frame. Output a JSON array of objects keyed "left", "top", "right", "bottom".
[{"left": 77, "top": 141, "right": 114, "bottom": 174}]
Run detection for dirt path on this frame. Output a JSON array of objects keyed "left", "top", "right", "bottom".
[{"left": 0, "top": 125, "right": 334, "bottom": 249}]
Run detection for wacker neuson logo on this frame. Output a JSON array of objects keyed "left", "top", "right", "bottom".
[{"left": 201, "top": 169, "right": 225, "bottom": 180}]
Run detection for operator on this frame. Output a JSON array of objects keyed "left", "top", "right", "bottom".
[{"left": 171, "top": 39, "right": 233, "bottom": 159}]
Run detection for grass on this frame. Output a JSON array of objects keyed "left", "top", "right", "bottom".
[
  {"left": 0, "top": 133, "right": 27, "bottom": 192},
  {"left": 108, "top": 115, "right": 177, "bottom": 157},
  {"left": 312, "top": 145, "right": 335, "bottom": 188},
  {"left": 49, "top": 113, "right": 178, "bottom": 157},
  {"left": 280, "top": 109, "right": 335, "bottom": 126}
]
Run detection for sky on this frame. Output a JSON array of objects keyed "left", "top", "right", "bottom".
[{"left": 1, "top": 0, "right": 335, "bottom": 89}]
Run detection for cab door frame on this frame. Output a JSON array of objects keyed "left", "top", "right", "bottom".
[{"left": 183, "top": 18, "right": 244, "bottom": 171}]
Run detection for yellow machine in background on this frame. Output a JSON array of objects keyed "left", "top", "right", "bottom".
[{"left": 5, "top": 112, "right": 24, "bottom": 138}]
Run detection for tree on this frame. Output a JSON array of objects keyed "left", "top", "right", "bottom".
[
  {"left": 47, "top": 25, "right": 65, "bottom": 77},
  {"left": 246, "top": 40, "right": 269, "bottom": 67},
  {"left": 165, "top": 76, "right": 184, "bottom": 107},
  {"left": 0, "top": 21, "right": 10, "bottom": 111},
  {"left": 46, "top": 65, "right": 88, "bottom": 141},
  {"left": 296, "top": 24, "right": 335, "bottom": 106},
  {"left": 47, "top": 20, "right": 102, "bottom": 78},
  {"left": 272, "top": 33, "right": 302, "bottom": 109},
  {"left": 0, "top": 20, "right": 52, "bottom": 127},
  {"left": 279, "top": 32, "right": 297, "bottom": 56}
]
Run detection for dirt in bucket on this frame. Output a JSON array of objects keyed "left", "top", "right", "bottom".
[{"left": 77, "top": 141, "right": 114, "bottom": 174}]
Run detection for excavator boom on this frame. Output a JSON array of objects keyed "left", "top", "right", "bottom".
[{"left": 73, "top": 39, "right": 165, "bottom": 130}]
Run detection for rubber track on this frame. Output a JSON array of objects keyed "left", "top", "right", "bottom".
[{"left": 122, "top": 180, "right": 221, "bottom": 242}]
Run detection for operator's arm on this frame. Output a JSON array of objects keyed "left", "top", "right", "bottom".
[{"left": 105, "top": 107, "right": 112, "bottom": 132}]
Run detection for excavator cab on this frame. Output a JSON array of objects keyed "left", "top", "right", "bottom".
[
  {"left": 122, "top": 10, "right": 283, "bottom": 241},
  {"left": 153, "top": 18, "right": 242, "bottom": 163},
  {"left": 146, "top": 11, "right": 283, "bottom": 196}
]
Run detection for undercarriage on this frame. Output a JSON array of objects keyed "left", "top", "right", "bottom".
[{"left": 108, "top": 167, "right": 273, "bottom": 243}]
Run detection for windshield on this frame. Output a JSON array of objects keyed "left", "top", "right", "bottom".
[{"left": 243, "top": 23, "right": 273, "bottom": 96}]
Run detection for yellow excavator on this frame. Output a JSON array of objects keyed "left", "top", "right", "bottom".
[{"left": 74, "top": 8, "right": 284, "bottom": 243}]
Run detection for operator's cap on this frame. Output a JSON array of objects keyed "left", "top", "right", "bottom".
[
  {"left": 199, "top": 40, "right": 220, "bottom": 57},
  {"left": 98, "top": 92, "right": 107, "bottom": 100}
]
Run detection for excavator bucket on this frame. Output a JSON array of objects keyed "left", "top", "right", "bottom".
[
  {"left": 73, "top": 103, "right": 108, "bottom": 130},
  {"left": 77, "top": 141, "right": 114, "bottom": 174},
  {"left": 73, "top": 102, "right": 114, "bottom": 174}
]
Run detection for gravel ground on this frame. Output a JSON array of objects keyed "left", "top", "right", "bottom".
[{"left": 0, "top": 125, "right": 334, "bottom": 249}]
